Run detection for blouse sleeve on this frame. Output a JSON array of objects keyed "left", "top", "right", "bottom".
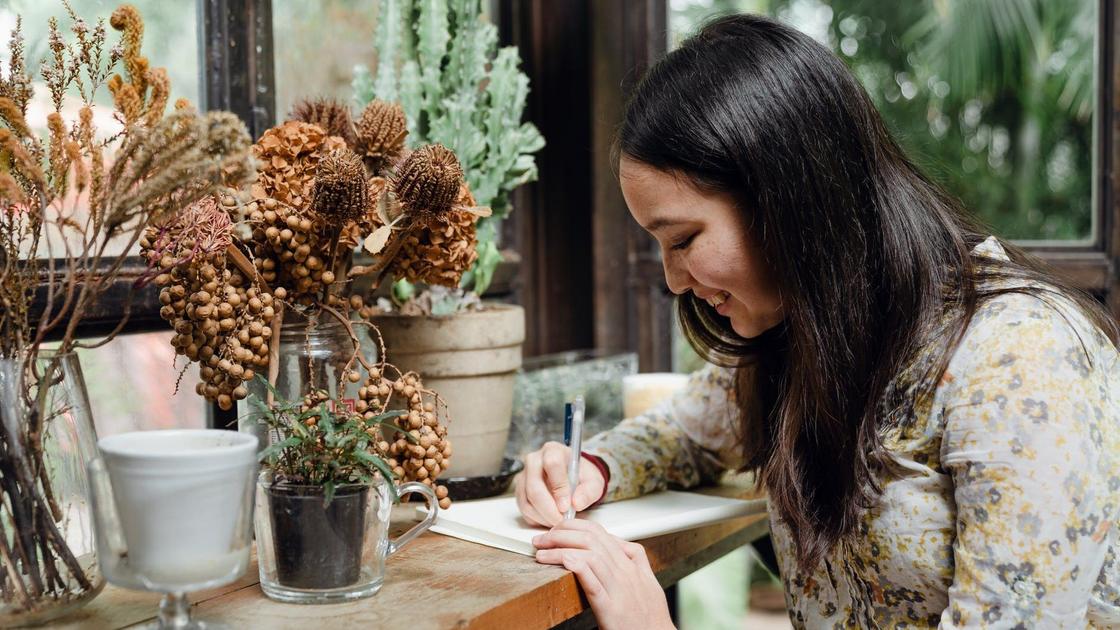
[
  {"left": 583, "top": 363, "right": 746, "bottom": 502},
  {"left": 937, "top": 295, "right": 1120, "bottom": 628}
]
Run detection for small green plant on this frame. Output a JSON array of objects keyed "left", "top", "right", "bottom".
[
  {"left": 249, "top": 377, "right": 414, "bottom": 504},
  {"left": 353, "top": 0, "right": 545, "bottom": 297}
]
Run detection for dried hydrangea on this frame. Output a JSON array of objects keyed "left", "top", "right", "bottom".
[{"left": 251, "top": 120, "right": 347, "bottom": 209}]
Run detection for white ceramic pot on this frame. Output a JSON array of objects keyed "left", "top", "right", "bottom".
[{"left": 95, "top": 429, "right": 258, "bottom": 587}]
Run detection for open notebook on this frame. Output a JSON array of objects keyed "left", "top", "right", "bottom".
[{"left": 426, "top": 491, "right": 768, "bottom": 556}]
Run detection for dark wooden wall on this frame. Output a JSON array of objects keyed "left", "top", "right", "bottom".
[
  {"left": 1105, "top": 0, "right": 1120, "bottom": 317},
  {"left": 499, "top": 0, "right": 673, "bottom": 369},
  {"left": 497, "top": 0, "right": 596, "bottom": 359}
]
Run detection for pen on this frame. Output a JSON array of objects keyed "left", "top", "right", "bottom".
[{"left": 564, "top": 396, "right": 585, "bottom": 520}]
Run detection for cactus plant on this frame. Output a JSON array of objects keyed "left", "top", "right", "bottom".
[{"left": 352, "top": 0, "right": 544, "bottom": 296}]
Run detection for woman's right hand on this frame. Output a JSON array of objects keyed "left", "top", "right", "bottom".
[{"left": 514, "top": 442, "right": 607, "bottom": 527}]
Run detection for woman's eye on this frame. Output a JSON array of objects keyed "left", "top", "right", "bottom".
[{"left": 670, "top": 233, "right": 696, "bottom": 251}]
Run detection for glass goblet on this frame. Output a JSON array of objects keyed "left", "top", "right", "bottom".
[{"left": 87, "top": 429, "right": 258, "bottom": 629}]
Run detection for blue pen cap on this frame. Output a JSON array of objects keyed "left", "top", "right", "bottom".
[{"left": 563, "top": 402, "right": 573, "bottom": 446}]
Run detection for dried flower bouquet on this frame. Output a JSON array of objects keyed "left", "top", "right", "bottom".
[
  {"left": 0, "top": 3, "right": 253, "bottom": 620},
  {"left": 143, "top": 93, "right": 488, "bottom": 500}
]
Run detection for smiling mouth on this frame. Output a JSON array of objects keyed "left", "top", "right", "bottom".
[{"left": 704, "top": 291, "right": 730, "bottom": 309}]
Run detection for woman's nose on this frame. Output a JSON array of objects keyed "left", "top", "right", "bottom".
[{"left": 663, "top": 261, "right": 692, "bottom": 296}]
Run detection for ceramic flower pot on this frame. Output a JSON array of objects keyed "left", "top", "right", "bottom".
[{"left": 369, "top": 304, "right": 525, "bottom": 477}]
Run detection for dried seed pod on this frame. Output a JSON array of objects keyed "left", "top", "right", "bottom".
[
  {"left": 354, "top": 99, "right": 407, "bottom": 171},
  {"left": 287, "top": 96, "right": 356, "bottom": 146},
  {"left": 311, "top": 149, "right": 369, "bottom": 226},
  {"left": 390, "top": 144, "right": 463, "bottom": 224}
]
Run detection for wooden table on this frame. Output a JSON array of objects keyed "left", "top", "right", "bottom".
[{"left": 58, "top": 479, "right": 768, "bottom": 629}]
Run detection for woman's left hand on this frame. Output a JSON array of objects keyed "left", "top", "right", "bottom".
[{"left": 533, "top": 519, "right": 675, "bottom": 630}]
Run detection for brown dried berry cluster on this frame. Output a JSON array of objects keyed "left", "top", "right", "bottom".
[
  {"left": 244, "top": 197, "right": 337, "bottom": 306},
  {"left": 357, "top": 367, "right": 452, "bottom": 509},
  {"left": 141, "top": 238, "right": 278, "bottom": 411}
]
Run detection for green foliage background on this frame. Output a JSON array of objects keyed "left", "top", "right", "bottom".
[{"left": 671, "top": 0, "right": 1096, "bottom": 241}]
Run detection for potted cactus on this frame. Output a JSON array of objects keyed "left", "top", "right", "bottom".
[{"left": 350, "top": 0, "right": 544, "bottom": 479}]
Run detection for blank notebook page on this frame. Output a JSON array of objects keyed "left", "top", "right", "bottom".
[{"left": 427, "top": 491, "right": 768, "bottom": 556}]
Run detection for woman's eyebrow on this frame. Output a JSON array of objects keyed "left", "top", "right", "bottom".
[{"left": 643, "top": 217, "right": 681, "bottom": 233}]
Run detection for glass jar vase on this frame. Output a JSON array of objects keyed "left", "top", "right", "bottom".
[
  {"left": 0, "top": 351, "right": 105, "bottom": 625},
  {"left": 240, "top": 309, "right": 364, "bottom": 448}
]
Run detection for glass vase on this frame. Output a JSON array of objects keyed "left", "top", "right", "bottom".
[
  {"left": 0, "top": 351, "right": 105, "bottom": 626},
  {"left": 240, "top": 309, "right": 363, "bottom": 449}
]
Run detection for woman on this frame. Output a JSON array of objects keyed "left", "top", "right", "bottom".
[{"left": 514, "top": 14, "right": 1120, "bottom": 629}]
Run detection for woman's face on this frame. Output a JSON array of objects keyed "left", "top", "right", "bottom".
[{"left": 619, "top": 158, "right": 784, "bottom": 339}]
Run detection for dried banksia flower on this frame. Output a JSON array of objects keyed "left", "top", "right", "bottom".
[
  {"left": 354, "top": 99, "right": 407, "bottom": 171},
  {"left": 311, "top": 149, "right": 369, "bottom": 226},
  {"left": 289, "top": 97, "right": 356, "bottom": 147},
  {"left": 390, "top": 144, "right": 463, "bottom": 224},
  {"left": 368, "top": 181, "right": 481, "bottom": 288},
  {"left": 142, "top": 67, "right": 170, "bottom": 127},
  {"left": 108, "top": 5, "right": 154, "bottom": 127}
]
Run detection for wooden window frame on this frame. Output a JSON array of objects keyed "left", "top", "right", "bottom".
[
  {"left": 585, "top": 0, "right": 1120, "bottom": 373},
  {"left": 32, "top": 0, "right": 276, "bottom": 340}
]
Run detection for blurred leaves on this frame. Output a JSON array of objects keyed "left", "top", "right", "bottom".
[{"left": 672, "top": 0, "right": 1096, "bottom": 240}]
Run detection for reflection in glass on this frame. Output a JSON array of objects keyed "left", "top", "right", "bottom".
[
  {"left": 507, "top": 350, "right": 638, "bottom": 458},
  {"left": 272, "top": 0, "right": 378, "bottom": 119},
  {"left": 60, "top": 332, "right": 207, "bottom": 437}
]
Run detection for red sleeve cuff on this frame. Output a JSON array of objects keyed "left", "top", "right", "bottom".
[{"left": 580, "top": 452, "right": 610, "bottom": 508}]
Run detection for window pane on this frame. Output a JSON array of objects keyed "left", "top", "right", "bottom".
[
  {"left": 0, "top": 0, "right": 200, "bottom": 257},
  {"left": 72, "top": 332, "right": 207, "bottom": 437},
  {"left": 669, "top": 0, "right": 1098, "bottom": 242},
  {"left": 272, "top": 0, "right": 378, "bottom": 120},
  {"left": 271, "top": 1, "right": 496, "bottom": 123}
]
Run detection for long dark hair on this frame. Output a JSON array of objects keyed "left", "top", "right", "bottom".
[{"left": 618, "top": 14, "right": 1118, "bottom": 571}]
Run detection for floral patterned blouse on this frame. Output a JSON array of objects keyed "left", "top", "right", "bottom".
[{"left": 584, "top": 238, "right": 1120, "bottom": 628}]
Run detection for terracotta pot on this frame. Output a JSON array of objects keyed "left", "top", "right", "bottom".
[{"left": 370, "top": 304, "right": 525, "bottom": 477}]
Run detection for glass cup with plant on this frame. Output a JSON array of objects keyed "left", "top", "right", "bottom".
[{"left": 249, "top": 378, "right": 439, "bottom": 604}]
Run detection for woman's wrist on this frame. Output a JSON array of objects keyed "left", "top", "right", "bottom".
[{"left": 580, "top": 452, "right": 610, "bottom": 507}]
